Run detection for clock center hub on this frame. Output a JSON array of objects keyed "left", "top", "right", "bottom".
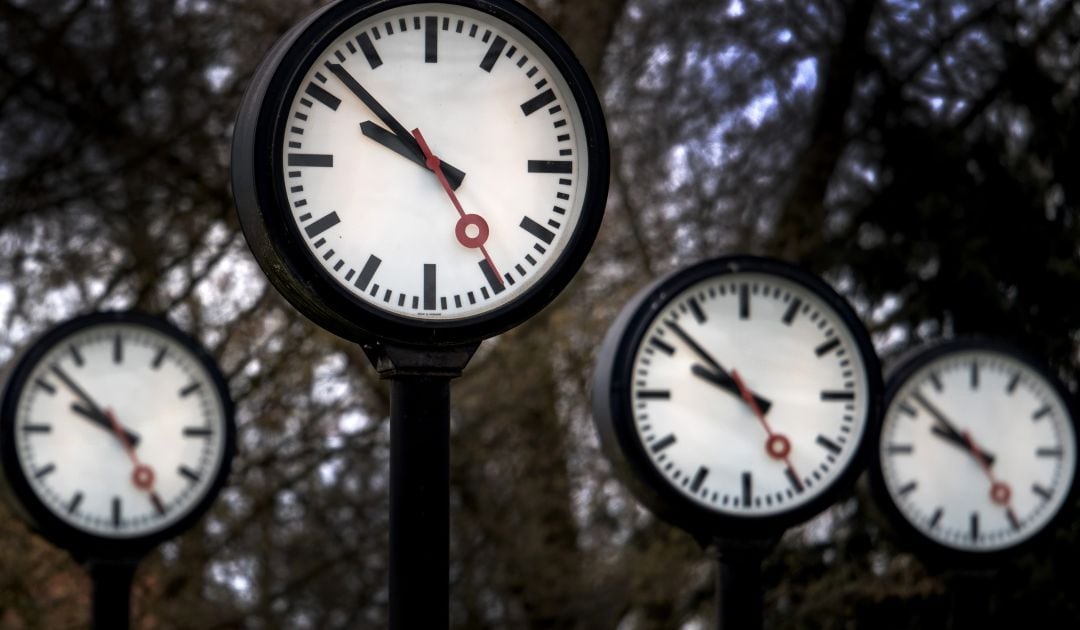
[{"left": 766, "top": 434, "right": 791, "bottom": 460}]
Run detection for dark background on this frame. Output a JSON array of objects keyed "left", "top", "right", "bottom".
[{"left": 2, "top": 0, "right": 1079, "bottom": 627}]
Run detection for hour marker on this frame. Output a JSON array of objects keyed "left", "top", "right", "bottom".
[
  {"left": 425, "top": 16, "right": 438, "bottom": 62},
  {"left": 970, "top": 362, "right": 979, "bottom": 389},
  {"left": 887, "top": 444, "right": 914, "bottom": 455},
  {"left": 288, "top": 153, "right": 334, "bottom": 167},
  {"left": 179, "top": 465, "right": 201, "bottom": 482},
  {"left": 304, "top": 82, "right": 341, "bottom": 111},
  {"left": 352, "top": 32, "right": 382, "bottom": 69},
  {"left": 969, "top": 512, "right": 979, "bottom": 540},
  {"left": 68, "top": 492, "right": 84, "bottom": 514},
  {"left": 1032, "top": 484, "right": 1053, "bottom": 500},
  {"left": 636, "top": 390, "right": 670, "bottom": 400},
  {"left": 33, "top": 463, "right": 56, "bottom": 479},
  {"left": 355, "top": 254, "right": 382, "bottom": 292},
  {"left": 151, "top": 493, "right": 166, "bottom": 515},
  {"left": 520, "top": 89, "right": 556, "bottom": 116},
  {"left": 479, "top": 259, "right": 505, "bottom": 294},
  {"left": 650, "top": 434, "right": 676, "bottom": 453},
  {"left": 113, "top": 497, "right": 122, "bottom": 528},
  {"left": 113, "top": 334, "right": 123, "bottom": 364},
  {"left": 152, "top": 346, "right": 167, "bottom": 369},
  {"left": 1006, "top": 373, "right": 1020, "bottom": 394},
  {"left": 814, "top": 338, "right": 841, "bottom": 357},
  {"left": 70, "top": 345, "right": 84, "bottom": 367},
  {"left": 527, "top": 160, "right": 573, "bottom": 174},
  {"left": 1036, "top": 447, "right": 1063, "bottom": 458},
  {"left": 34, "top": 378, "right": 56, "bottom": 395},
  {"left": 22, "top": 424, "right": 51, "bottom": 433},
  {"left": 928, "top": 507, "right": 943, "bottom": 528},
  {"left": 897, "top": 481, "right": 918, "bottom": 496},
  {"left": 183, "top": 427, "right": 213, "bottom": 438},
  {"left": 302, "top": 212, "right": 339, "bottom": 239},
  {"left": 785, "top": 467, "right": 804, "bottom": 492},
  {"left": 424, "top": 264, "right": 437, "bottom": 311},
  {"left": 816, "top": 435, "right": 842, "bottom": 455},
  {"left": 1032, "top": 405, "right": 1052, "bottom": 420},
  {"left": 929, "top": 372, "right": 943, "bottom": 392},
  {"left": 821, "top": 390, "right": 854, "bottom": 401},
  {"left": 179, "top": 382, "right": 201, "bottom": 397},
  {"left": 742, "top": 471, "right": 752, "bottom": 506},
  {"left": 782, "top": 298, "right": 802, "bottom": 325},
  {"left": 688, "top": 297, "right": 706, "bottom": 323},
  {"left": 690, "top": 466, "right": 709, "bottom": 492},
  {"left": 739, "top": 284, "right": 749, "bottom": 319},
  {"left": 479, "top": 35, "right": 506, "bottom": 72},
  {"left": 520, "top": 216, "right": 556, "bottom": 244},
  {"left": 648, "top": 336, "right": 675, "bottom": 356}
]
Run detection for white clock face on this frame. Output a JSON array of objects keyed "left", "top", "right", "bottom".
[
  {"left": 879, "top": 349, "right": 1077, "bottom": 552},
  {"left": 12, "top": 323, "right": 230, "bottom": 539},
  {"left": 280, "top": 3, "right": 590, "bottom": 321},
  {"left": 630, "top": 272, "right": 874, "bottom": 517}
]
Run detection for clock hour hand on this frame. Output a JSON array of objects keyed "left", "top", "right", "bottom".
[
  {"left": 691, "top": 364, "right": 773, "bottom": 413},
  {"left": 325, "top": 63, "right": 427, "bottom": 161},
  {"left": 360, "top": 121, "right": 466, "bottom": 189},
  {"left": 70, "top": 403, "right": 141, "bottom": 447},
  {"left": 929, "top": 424, "right": 995, "bottom": 465},
  {"left": 51, "top": 365, "right": 140, "bottom": 446},
  {"left": 911, "top": 391, "right": 994, "bottom": 464}
]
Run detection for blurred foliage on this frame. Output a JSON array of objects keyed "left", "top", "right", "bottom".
[{"left": 1, "top": 0, "right": 1079, "bottom": 627}]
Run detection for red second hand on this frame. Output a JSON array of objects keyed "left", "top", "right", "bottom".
[
  {"left": 961, "top": 430, "right": 1014, "bottom": 509},
  {"left": 731, "top": 369, "right": 803, "bottom": 488},
  {"left": 104, "top": 409, "right": 158, "bottom": 496},
  {"left": 411, "top": 128, "right": 504, "bottom": 286}
]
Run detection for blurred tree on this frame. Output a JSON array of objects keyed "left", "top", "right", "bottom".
[{"left": 0, "top": 0, "right": 1079, "bottom": 628}]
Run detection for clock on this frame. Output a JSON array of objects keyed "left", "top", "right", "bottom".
[
  {"left": 593, "top": 256, "right": 883, "bottom": 537},
  {"left": 0, "top": 311, "right": 235, "bottom": 557},
  {"left": 232, "top": 0, "right": 609, "bottom": 346},
  {"left": 868, "top": 338, "right": 1079, "bottom": 562}
]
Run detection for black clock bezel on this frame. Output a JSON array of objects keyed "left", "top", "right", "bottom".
[
  {"left": 0, "top": 311, "right": 237, "bottom": 559},
  {"left": 592, "top": 255, "right": 884, "bottom": 539},
  {"left": 232, "top": 0, "right": 609, "bottom": 347},
  {"left": 866, "top": 337, "right": 1080, "bottom": 567}
]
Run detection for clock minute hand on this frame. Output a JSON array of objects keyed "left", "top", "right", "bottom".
[
  {"left": 691, "top": 364, "right": 772, "bottom": 414},
  {"left": 360, "top": 121, "right": 466, "bottom": 190},
  {"left": 70, "top": 403, "right": 141, "bottom": 447},
  {"left": 929, "top": 425, "right": 995, "bottom": 465},
  {"left": 51, "top": 365, "right": 140, "bottom": 446},
  {"left": 912, "top": 391, "right": 995, "bottom": 465}
]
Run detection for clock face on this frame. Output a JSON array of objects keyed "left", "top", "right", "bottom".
[
  {"left": 594, "top": 256, "right": 883, "bottom": 535},
  {"left": 873, "top": 342, "right": 1078, "bottom": 556},
  {"left": 0, "top": 312, "right": 235, "bottom": 549},
  {"left": 234, "top": 0, "right": 608, "bottom": 344}
]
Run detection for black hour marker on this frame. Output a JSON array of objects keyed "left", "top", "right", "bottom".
[
  {"left": 650, "top": 434, "right": 676, "bottom": 453},
  {"left": 424, "top": 264, "right": 437, "bottom": 311},
  {"left": 113, "top": 497, "right": 122, "bottom": 528},
  {"left": 1032, "top": 405, "right": 1052, "bottom": 420},
  {"left": 527, "top": 160, "right": 573, "bottom": 174},
  {"left": 183, "top": 427, "right": 213, "bottom": 438},
  {"left": 479, "top": 259, "right": 504, "bottom": 294},
  {"left": 151, "top": 493, "right": 166, "bottom": 515},
  {"left": 68, "top": 492, "right": 83, "bottom": 514},
  {"left": 636, "top": 390, "right": 671, "bottom": 400},
  {"left": 782, "top": 298, "right": 802, "bottom": 325},
  {"left": 33, "top": 463, "right": 56, "bottom": 479},
  {"left": 424, "top": 16, "right": 438, "bottom": 63},
  {"left": 34, "top": 378, "right": 56, "bottom": 395},
  {"left": 1032, "top": 484, "right": 1053, "bottom": 500},
  {"left": 814, "top": 338, "right": 841, "bottom": 357},
  {"left": 479, "top": 35, "right": 506, "bottom": 72},
  {"left": 355, "top": 32, "right": 383, "bottom": 69},
  {"left": 897, "top": 480, "right": 918, "bottom": 496},
  {"left": 113, "top": 334, "right": 123, "bottom": 364},
  {"left": 304, "top": 211, "right": 341, "bottom": 238},
  {"left": 970, "top": 362, "right": 979, "bottom": 389},
  {"left": 179, "top": 465, "right": 201, "bottom": 482},
  {"left": 742, "top": 471, "right": 752, "bottom": 506},
  {"left": 648, "top": 336, "right": 675, "bottom": 356},
  {"left": 356, "top": 254, "right": 382, "bottom": 292},
  {"left": 1006, "top": 373, "right": 1020, "bottom": 394},
  {"left": 22, "top": 424, "right": 51, "bottom": 433},
  {"left": 1036, "top": 447, "right": 1063, "bottom": 458},
  {"left": 304, "top": 82, "right": 341, "bottom": 111},
  {"left": 288, "top": 153, "right": 334, "bottom": 167},
  {"left": 816, "top": 435, "right": 842, "bottom": 455},
  {"left": 739, "top": 284, "right": 749, "bottom": 319},
  {"left": 520, "top": 89, "right": 556, "bottom": 116},
  {"left": 690, "top": 466, "right": 709, "bottom": 492},
  {"left": 929, "top": 507, "right": 943, "bottom": 528},
  {"left": 519, "top": 216, "right": 556, "bottom": 244},
  {"left": 785, "top": 467, "right": 804, "bottom": 492},
  {"left": 179, "top": 382, "right": 201, "bottom": 397},
  {"left": 970, "top": 512, "right": 979, "bottom": 540},
  {"left": 70, "top": 345, "right": 84, "bottom": 367},
  {"left": 152, "top": 346, "right": 167, "bottom": 369},
  {"left": 821, "top": 390, "right": 855, "bottom": 401},
  {"left": 887, "top": 444, "right": 914, "bottom": 455},
  {"left": 929, "top": 372, "right": 943, "bottom": 392},
  {"left": 688, "top": 297, "right": 706, "bottom": 324}
]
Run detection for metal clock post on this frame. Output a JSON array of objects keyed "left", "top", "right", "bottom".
[
  {"left": 231, "top": 1, "right": 609, "bottom": 626},
  {"left": 593, "top": 256, "right": 884, "bottom": 629},
  {"left": 0, "top": 311, "right": 237, "bottom": 629}
]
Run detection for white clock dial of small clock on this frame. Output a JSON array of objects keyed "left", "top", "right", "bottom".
[
  {"left": 11, "top": 323, "right": 229, "bottom": 538},
  {"left": 630, "top": 272, "right": 873, "bottom": 517},
  {"left": 878, "top": 348, "right": 1078, "bottom": 553},
  {"left": 281, "top": 4, "right": 589, "bottom": 320}
]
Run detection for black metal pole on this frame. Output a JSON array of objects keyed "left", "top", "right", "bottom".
[
  {"left": 86, "top": 557, "right": 138, "bottom": 630},
  {"left": 709, "top": 537, "right": 775, "bottom": 630},
  {"left": 389, "top": 375, "right": 451, "bottom": 629}
]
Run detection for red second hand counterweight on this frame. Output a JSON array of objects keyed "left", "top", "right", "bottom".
[{"left": 411, "top": 128, "right": 504, "bottom": 286}]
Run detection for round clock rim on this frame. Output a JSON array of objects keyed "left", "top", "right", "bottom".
[
  {"left": 232, "top": 0, "right": 610, "bottom": 347},
  {"left": 866, "top": 337, "right": 1080, "bottom": 566},
  {"left": 0, "top": 310, "right": 237, "bottom": 558},
  {"left": 593, "top": 255, "right": 884, "bottom": 538}
]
